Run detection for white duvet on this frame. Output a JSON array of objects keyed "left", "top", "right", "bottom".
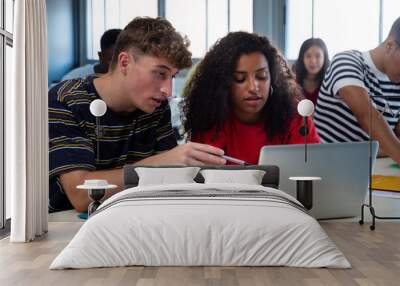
[{"left": 50, "top": 183, "right": 350, "bottom": 269}]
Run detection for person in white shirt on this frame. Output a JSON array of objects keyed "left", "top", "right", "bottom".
[{"left": 313, "top": 17, "right": 400, "bottom": 164}]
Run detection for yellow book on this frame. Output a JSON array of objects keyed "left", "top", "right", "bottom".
[{"left": 372, "top": 175, "right": 400, "bottom": 192}]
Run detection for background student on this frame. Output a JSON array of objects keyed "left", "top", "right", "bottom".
[
  {"left": 313, "top": 17, "right": 400, "bottom": 164},
  {"left": 62, "top": 28, "right": 122, "bottom": 80},
  {"left": 292, "top": 38, "right": 329, "bottom": 106}
]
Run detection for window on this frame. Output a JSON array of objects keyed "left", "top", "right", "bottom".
[
  {"left": 4, "top": 43, "right": 11, "bottom": 221},
  {"left": 166, "top": 0, "right": 253, "bottom": 58},
  {"left": 87, "top": 0, "right": 158, "bottom": 60},
  {"left": 1, "top": 0, "right": 14, "bottom": 229},
  {"left": 105, "top": 0, "right": 158, "bottom": 29},
  {"left": 5, "top": 0, "right": 13, "bottom": 33},
  {"left": 382, "top": 0, "right": 399, "bottom": 38},
  {"left": 166, "top": 0, "right": 206, "bottom": 58},
  {"left": 285, "top": 0, "right": 312, "bottom": 60},
  {"left": 207, "top": 0, "right": 228, "bottom": 51},
  {"left": 229, "top": 0, "right": 253, "bottom": 33},
  {"left": 86, "top": 0, "right": 253, "bottom": 59},
  {"left": 314, "top": 0, "right": 379, "bottom": 58},
  {"left": 286, "top": 0, "right": 390, "bottom": 60},
  {"left": 0, "top": 38, "right": 3, "bottom": 229}
]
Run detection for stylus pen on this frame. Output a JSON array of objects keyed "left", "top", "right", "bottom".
[{"left": 221, "top": 155, "right": 250, "bottom": 166}]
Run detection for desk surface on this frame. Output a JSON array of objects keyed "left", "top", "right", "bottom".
[{"left": 374, "top": 157, "right": 400, "bottom": 176}]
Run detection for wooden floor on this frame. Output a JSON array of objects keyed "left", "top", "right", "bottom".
[{"left": 0, "top": 222, "right": 399, "bottom": 286}]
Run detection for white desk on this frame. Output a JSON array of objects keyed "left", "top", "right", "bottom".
[
  {"left": 321, "top": 158, "right": 400, "bottom": 223},
  {"left": 373, "top": 157, "right": 400, "bottom": 176},
  {"left": 364, "top": 157, "right": 400, "bottom": 219}
]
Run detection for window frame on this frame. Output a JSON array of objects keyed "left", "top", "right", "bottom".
[
  {"left": 284, "top": 0, "right": 391, "bottom": 60},
  {"left": 85, "top": 0, "right": 253, "bottom": 60},
  {"left": 86, "top": 0, "right": 159, "bottom": 61},
  {"left": 1, "top": 0, "right": 13, "bottom": 231},
  {"left": 0, "top": 31, "right": 4, "bottom": 230},
  {"left": 165, "top": 0, "right": 253, "bottom": 58}
]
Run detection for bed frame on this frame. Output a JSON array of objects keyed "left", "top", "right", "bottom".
[{"left": 123, "top": 165, "right": 280, "bottom": 189}]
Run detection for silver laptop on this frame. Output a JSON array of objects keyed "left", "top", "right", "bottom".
[{"left": 259, "top": 142, "right": 379, "bottom": 219}]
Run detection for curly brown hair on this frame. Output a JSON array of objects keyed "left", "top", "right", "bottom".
[
  {"left": 182, "top": 31, "right": 302, "bottom": 140},
  {"left": 110, "top": 17, "right": 192, "bottom": 70}
]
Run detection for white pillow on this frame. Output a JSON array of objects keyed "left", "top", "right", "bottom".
[
  {"left": 200, "top": 169, "right": 266, "bottom": 185},
  {"left": 135, "top": 167, "right": 201, "bottom": 186}
]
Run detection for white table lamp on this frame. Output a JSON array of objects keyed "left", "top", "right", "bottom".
[
  {"left": 297, "top": 99, "right": 315, "bottom": 162},
  {"left": 90, "top": 99, "right": 107, "bottom": 162},
  {"left": 79, "top": 99, "right": 110, "bottom": 215},
  {"left": 90, "top": 99, "right": 107, "bottom": 117}
]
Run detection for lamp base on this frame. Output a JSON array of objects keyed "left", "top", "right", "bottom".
[
  {"left": 296, "top": 180, "right": 313, "bottom": 210},
  {"left": 289, "top": 176, "right": 321, "bottom": 211},
  {"left": 87, "top": 188, "right": 106, "bottom": 216},
  {"left": 88, "top": 200, "right": 102, "bottom": 216}
]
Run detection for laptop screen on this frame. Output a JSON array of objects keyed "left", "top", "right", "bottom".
[{"left": 258, "top": 142, "right": 378, "bottom": 219}]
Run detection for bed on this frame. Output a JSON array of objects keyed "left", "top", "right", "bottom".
[{"left": 50, "top": 165, "right": 350, "bottom": 269}]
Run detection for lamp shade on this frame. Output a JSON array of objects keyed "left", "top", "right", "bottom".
[
  {"left": 297, "top": 99, "right": 314, "bottom": 117},
  {"left": 90, "top": 99, "right": 107, "bottom": 117}
]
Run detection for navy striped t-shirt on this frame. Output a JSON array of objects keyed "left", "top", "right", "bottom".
[
  {"left": 49, "top": 76, "right": 177, "bottom": 211},
  {"left": 314, "top": 50, "right": 400, "bottom": 142}
]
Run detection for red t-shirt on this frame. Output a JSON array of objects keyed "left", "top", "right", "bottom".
[
  {"left": 296, "top": 78, "right": 320, "bottom": 106},
  {"left": 303, "top": 87, "right": 320, "bottom": 106},
  {"left": 192, "top": 113, "right": 320, "bottom": 165}
]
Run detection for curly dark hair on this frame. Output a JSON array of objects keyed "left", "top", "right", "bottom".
[
  {"left": 110, "top": 17, "right": 192, "bottom": 70},
  {"left": 292, "top": 38, "right": 329, "bottom": 88},
  {"left": 182, "top": 31, "right": 301, "bottom": 140},
  {"left": 100, "top": 29, "right": 122, "bottom": 52}
]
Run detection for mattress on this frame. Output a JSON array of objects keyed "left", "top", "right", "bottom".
[{"left": 50, "top": 183, "right": 350, "bottom": 269}]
